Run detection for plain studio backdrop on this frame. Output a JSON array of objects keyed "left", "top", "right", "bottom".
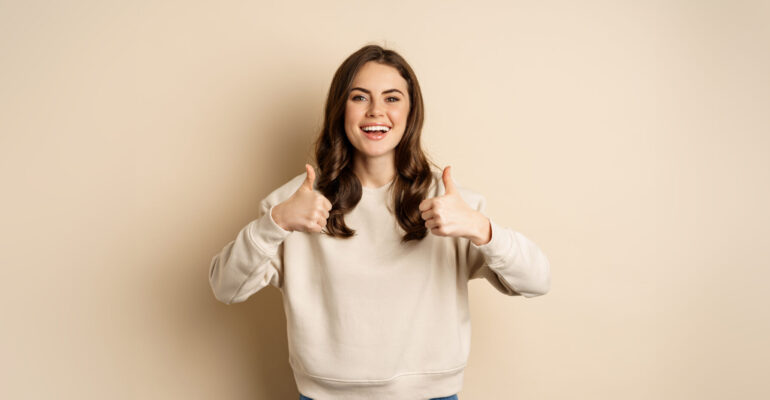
[{"left": 1, "top": 0, "right": 768, "bottom": 399}]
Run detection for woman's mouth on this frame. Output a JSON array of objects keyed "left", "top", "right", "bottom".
[{"left": 360, "top": 125, "right": 391, "bottom": 140}]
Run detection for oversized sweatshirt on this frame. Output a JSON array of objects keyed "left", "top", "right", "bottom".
[{"left": 209, "top": 167, "right": 551, "bottom": 400}]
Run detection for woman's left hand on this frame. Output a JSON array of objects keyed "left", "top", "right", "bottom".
[{"left": 419, "top": 166, "right": 492, "bottom": 246}]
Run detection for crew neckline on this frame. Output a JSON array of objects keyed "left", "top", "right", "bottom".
[{"left": 362, "top": 181, "right": 394, "bottom": 194}]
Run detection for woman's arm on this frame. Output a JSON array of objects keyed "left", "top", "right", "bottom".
[
  {"left": 420, "top": 166, "right": 551, "bottom": 297},
  {"left": 465, "top": 208, "right": 551, "bottom": 298},
  {"left": 209, "top": 198, "right": 292, "bottom": 304}
]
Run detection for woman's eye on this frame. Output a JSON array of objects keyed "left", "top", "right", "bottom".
[
  {"left": 386, "top": 97, "right": 400, "bottom": 102},
  {"left": 352, "top": 95, "right": 366, "bottom": 101}
]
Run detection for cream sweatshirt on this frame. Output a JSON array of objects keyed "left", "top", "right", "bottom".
[{"left": 209, "top": 168, "right": 551, "bottom": 400}]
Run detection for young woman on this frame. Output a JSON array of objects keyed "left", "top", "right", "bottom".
[{"left": 209, "top": 44, "right": 551, "bottom": 400}]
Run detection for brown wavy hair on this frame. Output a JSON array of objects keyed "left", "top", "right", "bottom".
[{"left": 313, "top": 44, "right": 439, "bottom": 243}]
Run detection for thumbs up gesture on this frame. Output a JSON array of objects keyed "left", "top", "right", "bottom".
[
  {"left": 419, "top": 166, "right": 492, "bottom": 245},
  {"left": 271, "top": 164, "right": 333, "bottom": 233}
]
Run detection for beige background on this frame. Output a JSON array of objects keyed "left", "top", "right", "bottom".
[{"left": 1, "top": 0, "right": 768, "bottom": 399}]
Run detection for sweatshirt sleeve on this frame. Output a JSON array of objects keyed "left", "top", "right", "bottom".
[
  {"left": 464, "top": 195, "right": 551, "bottom": 298},
  {"left": 209, "top": 197, "right": 292, "bottom": 304}
]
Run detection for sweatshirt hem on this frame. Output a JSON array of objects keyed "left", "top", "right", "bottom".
[{"left": 291, "top": 360, "right": 466, "bottom": 400}]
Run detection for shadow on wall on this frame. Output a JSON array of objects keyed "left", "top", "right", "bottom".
[
  {"left": 242, "top": 288, "right": 297, "bottom": 398},
  {"left": 202, "top": 77, "right": 322, "bottom": 397},
  {"left": 199, "top": 279, "right": 296, "bottom": 398},
  {"left": 241, "top": 64, "right": 324, "bottom": 184}
]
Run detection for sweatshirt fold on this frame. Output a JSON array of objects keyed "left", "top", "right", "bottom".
[
  {"left": 469, "top": 219, "right": 551, "bottom": 298},
  {"left": 248, "top": 203, "right": 292, "bottom": 255}
]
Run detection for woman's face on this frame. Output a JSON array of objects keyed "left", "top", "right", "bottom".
[{"left": 344, "top": 61, "right": 410, "bottom": 162}]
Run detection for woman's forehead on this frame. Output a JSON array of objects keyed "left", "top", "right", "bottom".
[{"left": 351, "top": 62, "right": 408, "bottom": 91}]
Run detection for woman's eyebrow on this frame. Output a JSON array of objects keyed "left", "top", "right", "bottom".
[{"left": 351, "top": 87, "right": 405, "bottom": 96}]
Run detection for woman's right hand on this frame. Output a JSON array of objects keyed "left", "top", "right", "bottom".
[{"left": 271, "top": 164, "right": 333, "bottom": 233}]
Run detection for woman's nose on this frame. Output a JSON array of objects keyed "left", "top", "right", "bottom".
[{"left": 366, "top": 99, "right": 384, "bottom": 117}]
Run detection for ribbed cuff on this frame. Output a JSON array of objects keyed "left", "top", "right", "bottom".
[
  {"left": 469, "top": 219, "right": 513, "bottom": 267},
  {"left": 248, "top": 203, "right": 292, "bottom": 255}
]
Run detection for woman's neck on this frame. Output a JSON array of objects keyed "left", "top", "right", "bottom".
[{"left": 352, "top": 154, "right": 396, "bottom": 188}]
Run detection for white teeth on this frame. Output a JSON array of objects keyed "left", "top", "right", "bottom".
[{"left": 361, "top": 126, "right": 390, "bottom": 132}]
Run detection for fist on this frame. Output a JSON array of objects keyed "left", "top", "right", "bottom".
[{"left": 272, "top": 164, "right": 333, "bottom": 233}]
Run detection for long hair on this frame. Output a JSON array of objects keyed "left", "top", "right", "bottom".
[{"left": 313, "top": 44, "right": 439, "bottom": 243}]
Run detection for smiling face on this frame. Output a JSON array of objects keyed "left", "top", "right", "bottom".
[{"left": 344, "top": 61, "right": 411, "bottom": 162}]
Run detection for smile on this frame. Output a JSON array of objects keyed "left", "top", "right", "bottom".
[{"left": 360, "top": 124, "right": 391, "bottom": 140}]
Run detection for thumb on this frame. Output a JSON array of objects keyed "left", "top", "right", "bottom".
[
  {"left": 302, "top": 164, "right": 316, "bottom": 191},
  {"left": 442, "top": 165, "right": 458, "bottom": 195}
]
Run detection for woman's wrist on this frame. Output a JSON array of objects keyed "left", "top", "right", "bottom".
[{"left": 271, "top": 204, "right": 290, "bottom": 231}]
